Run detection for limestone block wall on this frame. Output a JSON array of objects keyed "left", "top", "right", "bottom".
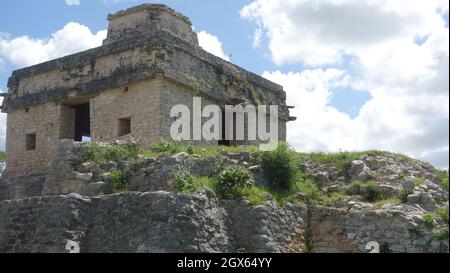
[
  {"left": 159, "top": 79, "right": 219, "bottom": 145},
  {"left": 4, "top": 103, "right": 62, "bottom": 177},
  {"left": 90, "top": 78, "right": 162, "bottom": 149},
  {"left": 104, "top": 4, "right": 198, "bottom": 46}
]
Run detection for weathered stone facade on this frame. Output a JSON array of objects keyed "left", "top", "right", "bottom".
[{"left": 0, "top": 4, "right": 291, "bottom": 178}]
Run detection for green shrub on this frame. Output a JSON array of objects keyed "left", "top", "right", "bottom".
[
  {"left": 409, "top": 227, "right": 424, "bottom": 236},
  {"left": 435, "top": 206, "right": 449, "bottom": 224},
  {"left": 216, "top": 165, "right": 253, "bottom": 197},
  {"left": 172, "top": 168, "right": 194, "bottom": 193},
  {"left": 78, "top": 142, "right": 139, "bottom": 164},
  {"left": 348, "top": 180, "right": 362, "bottom": 195},
  {"left": 422, "top": 214, "right": 435, "bottom": 227},
  {"left": 261, "top": 143, "right": 298, "bottom": 190},
  {"left": 148, "top": 141, "right": 181, "bottom": 155},
  {"left": 379, "top": 242, "right": 392, "bottom": 253},
  {"left": 104, "top": 142, "right": 139, "bottom": 162},
  {"left": 399, "top": 189, "right": 410, "bottom": 203},
  {"left": 241, "top": 186, "right": 267, "bottom": 206},
  {"left": 364, "top": 182, "right": 381, "bottom": 202},
  {"left": 0, "top": 151, "right": 6, "bottom": 160},
  {"left": 107, "top": 170, "right": 130, "bottom": 193},
  {"left": 437, "top": 170, "right": 449, "bottom": 191},
  {"left": 432, "top": 229, "right": 449, "bottom": 241},
  {"left": 79, "top": 143, "right": 103, "bottom": 163},
  {"left": 414, "top": 178, "right": 425, "bottom": 186}
]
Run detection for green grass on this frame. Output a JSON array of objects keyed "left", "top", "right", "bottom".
[
  {"left": 364, "top": 181, "right": 382, "bottom": 202},
  {"left": 432, "top": 229, "right": 449, "bottom": 241},
  {"left": 260, "top": 172, "right": 326, "bottom": 206},
  {"left": 77, "top": 142, "right": 140, "bottom": 165},
  {"left": 414, "top": 177, "right": 425, "bottom": 187},
  {"left": 348, "top": 180, "right": 363, "bottom": 195},
  {"left": 172, "top": 171, "right": 325, "bottom": 207},
  {"left": 322, "top": 192, "right": 353, "bottom": 206},
  {"left": 143, "top": 140, "right": 260, "bottom": 159},
  {"left": 174, "top": 174, "right": 268, "bottom": 206},
  {"left": 436, "top": 170, "right": 449, "bottom": 191},
  {"left": 296, "top": 150, "right": 420, "bottom": 174},
  {"left": 435, "top": 206, "right": 449, "bottom": 224},
  {"left": 71, "top": 141, "right": 443, "bottom": 209},
  {"left": 181, "top": 176, "right": 217, "bottom": 195},
  {"left": 422, "top": 214, "right": 435, "bottom": 227},
  {"left": 399, "top": 189, "right": 410, "bottom": 203},
  {"left": 241, "top": 186, "right": 268, "bottom": 205},
  {"left": 373, "top": 197, "right": 401, "bottom": 209},
  {"left": 107, "top": 170, "right": 131, "bottom": 194}
]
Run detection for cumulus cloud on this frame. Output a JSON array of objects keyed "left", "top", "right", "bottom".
[
  {"left": 197, "top": 31, "right": 230, "bottom": 61},
  {"left": 65, "top": 0, "right": 80, "bottom": 6},
  {"left": 0, "top": 22, "right": 106, "bottom": 68},
  {"left": 241, "top": 0, "right": 448, "bottom": 66},
  {"left": 0, "top": 23, "right": 106, "bottom": 151},
  {"left": 244, "top": 0, "right": 449, "bottom": 168}
]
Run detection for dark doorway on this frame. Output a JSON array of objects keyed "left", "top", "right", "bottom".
[
  {"left": 73, "top": 103, "right": 91, "bottom": 142},
  {"left": 219, "top": 110, "right": 231, "bottom": 146}
]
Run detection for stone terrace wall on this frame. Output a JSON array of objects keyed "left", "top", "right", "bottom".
[
  {"left": 1, "top": 192, "right": 446, "bottom": 253},
  {"left": 0, "top": 192, "right": 307, "bottom": 253}
]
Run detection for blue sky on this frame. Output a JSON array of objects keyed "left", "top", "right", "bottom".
[
  {"left": 0, "top": 0, "right": 369, "bottom": 114},
  {"left": 0, "top": 0, "right": 448, "bottom": 168}
]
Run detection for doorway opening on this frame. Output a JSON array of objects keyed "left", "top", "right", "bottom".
[
  {"left": 219, "top": 110, "right": 231, "bottom": 146},
  {"left": 73, "top": 103, "right": 91, "bottom": 142}
]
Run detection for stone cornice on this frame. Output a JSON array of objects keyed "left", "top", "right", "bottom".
[{"left": 2, "top": 30, "right": 285, "bottom": 113}]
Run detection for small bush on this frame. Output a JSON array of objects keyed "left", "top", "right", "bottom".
[
  {"left": 79, "top": 143, "right": 103, "bottom": 163},
  {"left": 261, "top": 143, "right": 298, "bottom": 190},
  {"left": 373, "top": 197, "right": 401, "bottom": 209},
  {"left": 436, "top": 170, "right": 449, "bottom": 191},
  {"left": 364, "top": 182, "right": 381, "bottom": 202},
  {"left": 107, "top": 170, "right": 130, "bottom": 193},
  {"left": 241, "top": 186, "right": 267, "bottom": 206},
  {"left": 148, "top": 141, "right": 181, "bottom": 155},
  {"left": 409, "top": 227, "right": 424, "bottom": 236},
  {"left": 78, "top": 142, "right": 139, "bottom": 164},
  {"left": 216, "top": 165, "right": 253, "bottom": 197},
  {"left": 348, "top": 180, "right": 362, "bottom": 195},
  {"left": 172, "top": 168, "right": 194, "bottom": 192},
  {"left": 399, "top": 189, "right": 410, "bottom": 203},
  {"left": 422, "top": 214, "right": 435, "bottom": 227},
  {"left": 104, "top": 142, "right": 139, "bottom": 162},
  {"left": 432, "top": 229, "right": 449, "bottom": 241},
  {"left": 379, "top": 242, "right": 392, "bottom": 253},
  {"left": 435, "top": 206, "right": 449, "bottom": 224}
]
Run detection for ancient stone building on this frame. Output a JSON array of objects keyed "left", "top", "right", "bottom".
[{"left": 0, "top": 4, "right": 293, "bottom": 178}]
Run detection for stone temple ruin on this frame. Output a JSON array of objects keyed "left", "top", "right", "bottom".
[{"left": 0, "top": 4, "right": 294, "bottom": 178}]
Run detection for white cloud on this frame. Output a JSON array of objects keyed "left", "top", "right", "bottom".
[
  {"left": 241, "top": 0, "right": 448, "bottom": 66},
  {"left": 0, "top": 23, "right": 106, "bottom": 151},
  {"left": 197, "top": 31, "right": 230, "bottom": 61},
  {"left": 65, "top": 0, "right": 80, "bottom": 6},
  {"left": 0, "top": 22, "right": 106, "bottom": 68},
  {"left": 247, "top": 0, "right": 449, "bottom": 168}
]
